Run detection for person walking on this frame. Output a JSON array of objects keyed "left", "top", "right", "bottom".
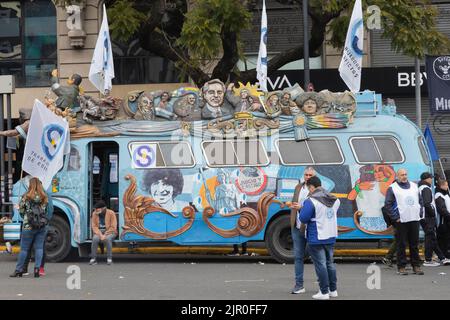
[
  {"left": 290, "top": 167, "right": 316, "bottom": 294},
  {"left": 418, "top": 172, "right": 450, "bottom": 266},
  {"left": 299, "top": 176, "right": 340, "bottom": 300},
  {"left": 10, "top": 177, "right": 53, "bottom": 278},
  {"left": 384, "top": 169, "right": 424, "bottom": 275},
  {"left": 435, "top": 178, "right": 450, "bottom": 260},
  {"left": 90, "top": 200, "right": 117, "bottom": 265}
]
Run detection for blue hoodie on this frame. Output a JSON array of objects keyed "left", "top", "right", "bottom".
[{"left": 299, "top": 187, "right": 338, "bottom": 245}]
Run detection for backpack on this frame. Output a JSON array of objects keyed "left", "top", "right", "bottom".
[
  {"left": 381, "top": 205, "right": 393, "bottom": 227},
  {"left": 27, "top": 200, "right": 48, "bottom": 230}
]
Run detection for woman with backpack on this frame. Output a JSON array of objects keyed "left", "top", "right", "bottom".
[{"left": 10, "top": 177, "right": 53, "bottom": 278}]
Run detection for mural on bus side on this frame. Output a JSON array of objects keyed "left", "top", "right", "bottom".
[
  {"left": 120, "top": 167, "right": 276, "bottom": 240},
  {"left": 348, "top": 164, "right": 396, "bottom": 235}
]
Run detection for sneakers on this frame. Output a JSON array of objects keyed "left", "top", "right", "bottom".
[
  {"left": 291, "top": 285, "right": 306, "bottom": 294},
  {"left": 423, "top": 260, "right": 440, "bottom": 267},
  {"left": 329, "top": 290, "right": 338, "bottom": 298},
  {"left": 381, "top": 257, "right": 393, "bottom": 267},
  {"left": 413, "top": 266, "right": 424, "bottom": 275},
  {"left": 240, "top": 252, "right": 250, "bottom": 256},
  {"left": 107, "top": 258, "right": 113, "bottom": 265},
  {"left": 226, "top": 252, "right": 240, "bottom": 257},
  {"left": 89, "top": 258, "right": 97, "bottom": 265},
  {"left": 441, "top": 258, "right": 450, "bottom": 265},
  {"left": 397, "top": 267, "right": 408, "bottom": 275},
  {"left": 312, "top": 291, "right": 330, "bottom": 300},
  {"left": 39, "top": 267, "right": 45, "bottom": 276}
]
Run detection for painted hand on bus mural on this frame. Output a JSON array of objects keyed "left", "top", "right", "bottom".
[{"left": 347, "top": 180, "right": 374, "bottom": 201}]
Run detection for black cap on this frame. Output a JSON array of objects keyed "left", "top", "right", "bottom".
[
  {"left": 420, "top": 172, "right": 433, "bottom": 180},
  {"left": 94, "top": 200, "right": 106, "bottom": 209}
]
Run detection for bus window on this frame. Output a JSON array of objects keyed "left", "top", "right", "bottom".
[
  {"left": 276, "top": 138, "right": 343, "bottom": 165},
  {"left": 159, "top": 142, "right": 195, "bottom": 167},
  {"left": 418, "top": 137, "right": 431, "bottom": 165},
  {"left": 374, "top": 137, "right": 404, "bottom": 163},
  {"left": 276, "top": 140, "right": 312, "bottom": 165},
  {"left": 202, "top": 140, "right": 269, "bottom": 167},
  {"left": 128, "top": 141, "right": 194, "bottom": 168},
  {"left": 307, "top": 139, "right": 344, "bottom": 164},
  {"left": 350, "top": 136, "right": 404, "bottom": 164},
  {"left": 233, "top": 140, "right": 268, "bottom": 166}
]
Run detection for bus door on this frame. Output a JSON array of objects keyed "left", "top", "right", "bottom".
[{"left": 88, "top": 141, "right": 119, "bottom": 238}]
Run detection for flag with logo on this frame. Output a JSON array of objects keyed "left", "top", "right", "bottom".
[
  {"left": 256, "top": 0, "right": 268, "bottom": 92},
  {"left": 424, "top": 124, "right": 439, "bottom": 161},
  {"left": 22, "top": 100, "right": 70, "bottom": 189},
  {"left": 339, "top": 0, "right": 364, "bottom": 92},
  {"left": 89, "top": 4, "right": 115, "bottom": 94},
  {"left": 425, "top": 55, "right": 450, "bottom": 114}
]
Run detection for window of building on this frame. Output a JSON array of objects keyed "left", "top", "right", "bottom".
[
  {"left": 202, "top": 140, "right": 269, "bottom": 167},
  {"left": 112, "top": 38, "right": 186, "bottom": 84},
  {"left": 0, "top": 0, "right": 57, "bottom": 87},
  {"left": 350, "top": 136, "right": 404, "bottom": 164},
  {"left": 276, "top": 138, "right": 344, "bottom": 165}
]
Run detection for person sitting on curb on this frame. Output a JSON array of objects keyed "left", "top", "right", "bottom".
[{"left": 90, "top": 200, "right": 117, "bottom": 265}]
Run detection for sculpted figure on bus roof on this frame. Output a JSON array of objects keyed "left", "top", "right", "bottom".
[
  {"left": 280, "top": 91, "right": 301, "bottom": 116},
  {"left": 201, "top": 79, "right": 234, "bottom": 120},
  {"left": 134, "top": 93, "right": 155, "bottom": 120},
  {"left": 226, "top": 83, "right": 261, "bottom": 113},
  {"left": 173, "top": 93, "right": 202, "bottom": 121},
  {"left": 295, "top": 92, "right": 325, "bottom": 116}
]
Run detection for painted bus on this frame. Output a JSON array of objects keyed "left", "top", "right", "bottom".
[{"left": 8, "top": 90, "right": 433, "bottom": 263}]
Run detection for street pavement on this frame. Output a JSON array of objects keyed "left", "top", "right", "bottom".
[{"left": 1, "top": 253, "right": 450, "bottom": 300}]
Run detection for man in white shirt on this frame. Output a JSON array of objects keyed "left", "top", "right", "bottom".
[{"left": 289, "top": 167, "right": 316, "bottom": 294}]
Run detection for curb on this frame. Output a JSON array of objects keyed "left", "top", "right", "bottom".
[{"left": 1, "top": 245, "right": 424, "bottom": 257}]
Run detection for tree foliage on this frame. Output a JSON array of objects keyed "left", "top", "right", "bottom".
[{"left": 54, "top": 0, "right": 450, "bottom": 86}]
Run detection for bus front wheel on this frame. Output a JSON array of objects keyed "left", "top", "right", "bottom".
[
  {"left": 265, "top": 214, "right": 294, "bottom": 264},
  {"left": 46, "top": 215, "right": 72, "bottom": 262}
]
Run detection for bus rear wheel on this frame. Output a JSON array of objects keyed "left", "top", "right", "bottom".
[
  {"left": 45, "top": 215, "right": 72, "bottom": 262},
  {"left": 265, "top": 214, "right": 294, "bottom": 264}
]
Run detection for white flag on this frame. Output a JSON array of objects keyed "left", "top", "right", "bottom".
[
  {"left": 89, "top": 5, "right": 115, "bottom": 94},
  {"left": 339, "top": 0, "right": 364, "bottom": 92},
  {"left": 22, "top": 100, "right": 70, "bottom": 190},
  {"left": 256, "top": 0, "right": 268, "bottom": 92}
]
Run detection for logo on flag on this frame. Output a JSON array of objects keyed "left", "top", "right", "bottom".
[
  {"left": 130, "top": 143, "right": 157, "bottom": 169},
  {"left": 433, "top": 56, "right": 450, "bottom": 81},
  {"left": 41, "top": 124, "right": 66, "bottom": 161}
]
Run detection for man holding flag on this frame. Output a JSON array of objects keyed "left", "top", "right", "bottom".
[
  {"left": 339, "top": 0, "right": 364, "bottom": 93},
  {"left": 89, "top": 5, "right": 115, "bottom": 96}
]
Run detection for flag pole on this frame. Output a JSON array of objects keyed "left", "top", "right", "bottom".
[
  {"left": 303, "top": 0, "right": 310, "bottom": 88},
  {"left": 415, "top": 57, "right": 422, "bottom": 129}
]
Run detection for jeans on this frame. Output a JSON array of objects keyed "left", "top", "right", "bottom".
[
  {"left": 308, "top": 243, "right": 337, "bottom": 295},
  {"left": 15, "top": 228, "right": 47, "bottom": 272},
  {"left": 420, "top": 218, "right": 445, "bottom": 261},
  {"left": 396, "top": 221, "right": 421, "bottom": 268},
  {"left": 91, "top": 234, "right": 115, "bottom": 259},
  {"left": 291, "top": 227, "right": 307, "bottom": 287}
]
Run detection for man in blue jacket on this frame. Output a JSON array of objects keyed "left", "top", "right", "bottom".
[
  {"left": 299, "top": 176, "right": 340, "bottom": 300},
  {"left": 385, "top": 168, "right": 424, "bottom": 275}
]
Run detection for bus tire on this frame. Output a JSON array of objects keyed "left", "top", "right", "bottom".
[
  {"left": 265, "top": 214, "right": 294, "bottom": 264},
  {"left": 45, "top": 215, "right": 72, "bottom": 262}
]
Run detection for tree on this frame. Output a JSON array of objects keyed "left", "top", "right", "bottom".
[{"left": 57, "top": 0, "right": 450, "bottom": 87}]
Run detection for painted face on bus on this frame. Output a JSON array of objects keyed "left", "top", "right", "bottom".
[
  {"left": 204, "top": 83, "right": 224, "bottom": 108},
  {"left": 240, "top": 89, "right": 249, "bottom": 100},
  {"left": 302, "top": 99, "right": 317, "bottom": 115},
  {"left": 187, "top": 94, "right": 196, "bottom": 106},
  {"left": 150, "top": 180, "right": 174, "bottom": 205}
]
